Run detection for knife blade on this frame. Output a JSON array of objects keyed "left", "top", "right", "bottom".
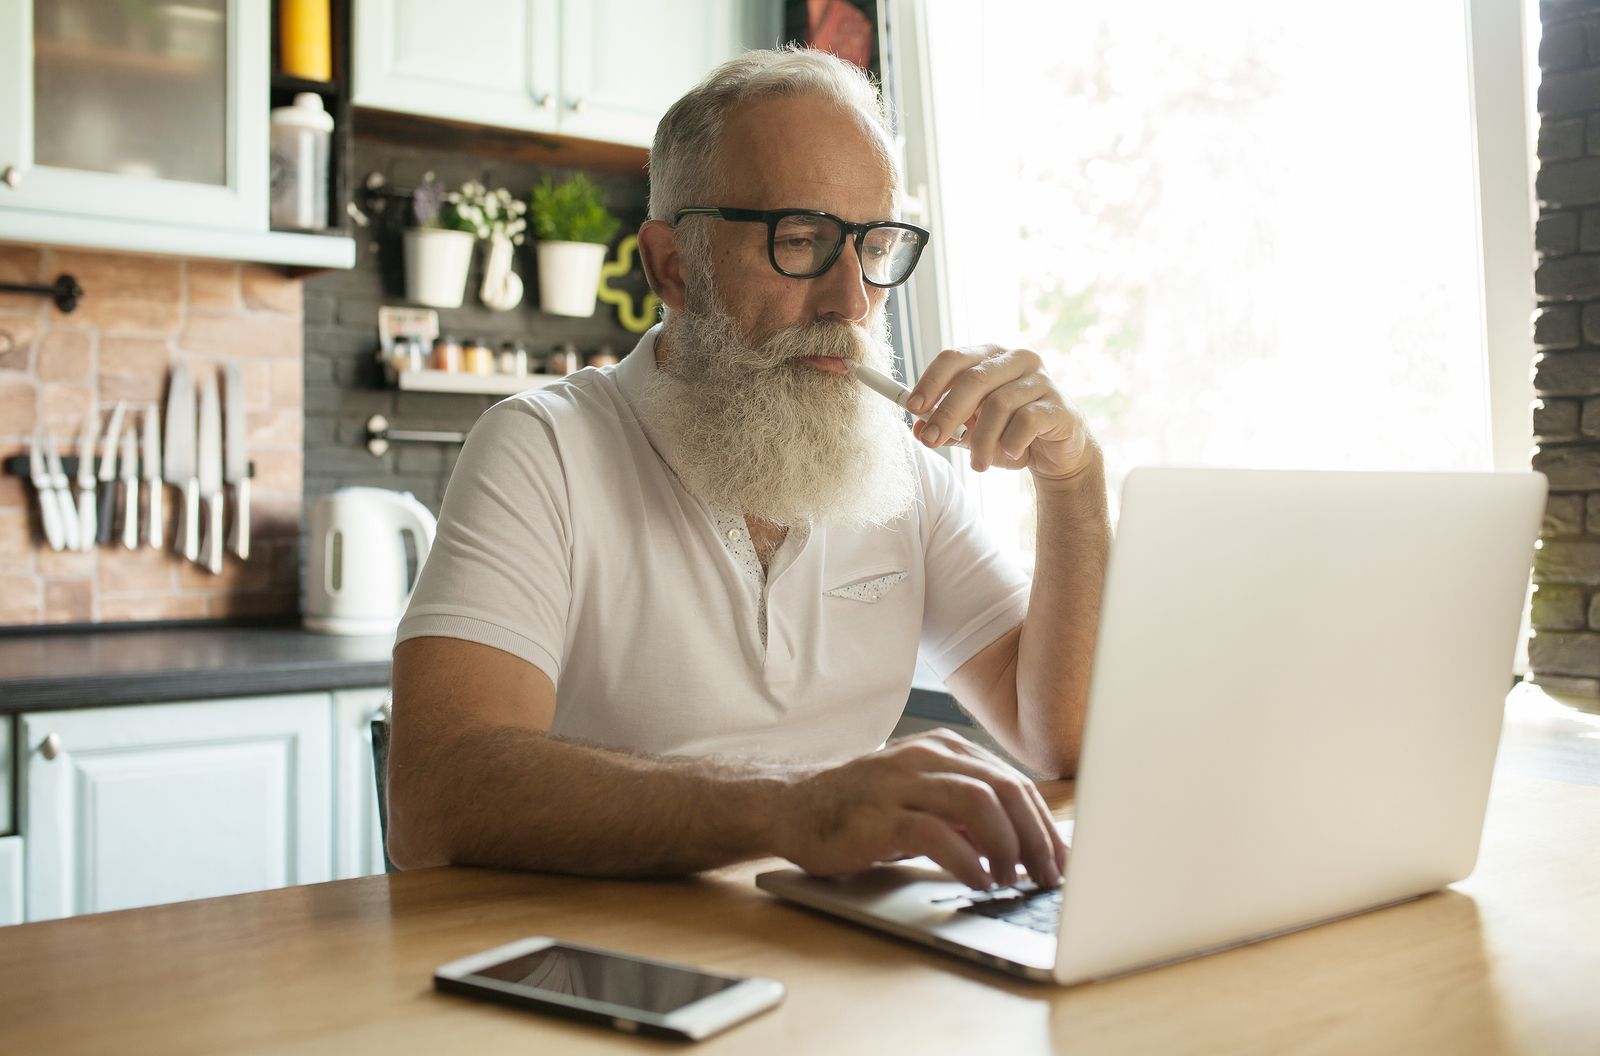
[
  {"left": 28, "top": 430, "right": 66, "bottom": 552},
  {"left": 143, "top": 400, "right": 162, "bottom": 549},
  {"left": 223, "top": 362, "right": 249, "bottom": 561},
  {"left": 163, "top": 365, "right": 197, "bottom": 561},
  {"left": 120, "top": 420, "right": 139, "bottom": 550},
  {"left": 96, "top": 401, "right": 127, "bottom": 546},
  {"left": 43, "top": 428, "right": 80, "bottom": 552},
  {"left": 197, "top": 371, "right": 223, "bottom": 574},
  {"left": 75, "top": 404, "right": 99, "bottom": 551}
]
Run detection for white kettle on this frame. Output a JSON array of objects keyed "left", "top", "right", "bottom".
[{"left": 303, "top": 487, "right": 438, "bottom": 636}]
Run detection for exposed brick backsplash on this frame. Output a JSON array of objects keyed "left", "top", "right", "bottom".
[
  {"left": 1531, "top": 0, "right": 1600, "bottom": 693},
  {"left": 0, "top": 244, "right": 303, "bottom": 626}
]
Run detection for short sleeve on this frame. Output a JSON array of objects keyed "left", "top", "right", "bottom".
[
  {"left": 396, "top": 399, "right": 572, "bottom": 683},
  {"left": 917, "top": 450, "right": 1032, "bottom": 681}
]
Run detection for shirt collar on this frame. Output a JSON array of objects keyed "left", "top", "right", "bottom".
[{"left": 615, "top": 323, "right": 693, "bottom": 483}]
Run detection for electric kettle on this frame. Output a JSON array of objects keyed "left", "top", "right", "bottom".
[{"left": 303, "top": 487, "right": 438, "bottom": 635}]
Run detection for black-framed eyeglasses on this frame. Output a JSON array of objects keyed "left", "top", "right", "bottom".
[{"left": 672, "top": 206, "right": 930, "bottom": 288}]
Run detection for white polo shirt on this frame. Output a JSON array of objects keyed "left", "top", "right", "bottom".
[{"left": 397, "top": 326, "right": 1031, "bottom": 763}]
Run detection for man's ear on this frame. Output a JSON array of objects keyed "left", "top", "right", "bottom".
[{"left": 637, "top": 219, "right": 687, "bottom": 312}]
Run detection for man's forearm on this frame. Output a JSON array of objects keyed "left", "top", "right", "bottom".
[
  {"left": 387, "top": 726, "right": 802, "bottom": 876},
  {"left": 1017, "top": 461, "right": 1112, "bottom": 776}
]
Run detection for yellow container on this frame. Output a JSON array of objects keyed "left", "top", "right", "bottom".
[{"left": 280, "top": 0, "right": 332, "bottom": 81}]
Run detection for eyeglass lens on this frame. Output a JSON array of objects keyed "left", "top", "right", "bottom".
[{"left": 772, "top": 214, "right": 922, "bottom": 285}]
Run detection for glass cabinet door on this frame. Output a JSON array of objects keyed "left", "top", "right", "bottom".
[{"left": 0, "top": 0, "right": 267, "bottom": 231}]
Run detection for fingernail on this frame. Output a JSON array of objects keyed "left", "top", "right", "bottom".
[
  {"left": 908, "top": 394, "right": 927, "bottom": 413},
  {"left": 923, "top": 425, "right": 942, "bottom": 447}
]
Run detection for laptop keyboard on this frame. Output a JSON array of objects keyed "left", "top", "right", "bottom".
[{"left": 955, "top": 884, "right": 1063, "bottom": 935}]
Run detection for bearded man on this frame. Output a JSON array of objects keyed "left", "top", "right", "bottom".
[{"left": 387, "top": 48, "right": 1111, "bottom": 894}]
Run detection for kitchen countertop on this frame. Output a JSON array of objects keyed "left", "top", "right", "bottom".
[{"left": 0, "top": 624, "right": 394, "bottom": 712}]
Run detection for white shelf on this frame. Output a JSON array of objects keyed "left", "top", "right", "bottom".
[
  {"left": 396, "top": 370, "right": 569, "bottom": 396},
  {"left": 0, "top": 212, "right": 356, "bottom": 270}
]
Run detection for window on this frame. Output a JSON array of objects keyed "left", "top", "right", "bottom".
[{"left": 888, "top": 0, "right": 1538, "bottom": 568}]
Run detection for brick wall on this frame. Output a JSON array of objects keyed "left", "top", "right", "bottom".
[
  {"left": 301, "top": 138, "right": 647, "bottom": 515},
  {"left": 0, "top": 246, "right": 303, "bottom": 626}
]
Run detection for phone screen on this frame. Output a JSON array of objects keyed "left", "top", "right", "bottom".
[{"left": 466, "top": 943, "right": 743, "bottom": 1015}]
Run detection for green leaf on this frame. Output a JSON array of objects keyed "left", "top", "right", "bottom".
[{"left": 531, "top": 174, "right": 622, "bottom": 245}]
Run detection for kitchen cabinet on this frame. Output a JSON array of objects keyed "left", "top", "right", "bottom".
[
  {"left": 353, "top": 0, "right": 779, "bottom": 147},
  {"left": 333, "top": 688, "right": 390, "bottom": 880},
  {"left": 0, "top": 837, "right": 20, "bottom": 927},
  {"left": 0, "top": 0, "right": 353, "bottom": 269},
  {"left": 19, "top": 693, "right": 335, "bottom": 923}
]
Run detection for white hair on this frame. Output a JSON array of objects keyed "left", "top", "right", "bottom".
[{"left": 648, "top": 45, "right": 901, "bottom": 225}]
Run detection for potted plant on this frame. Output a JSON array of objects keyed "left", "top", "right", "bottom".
[
  {"left": 531, "top": 174, "right": 622, "bottom": 317},
  {"left": 402, "top": 173, "right": 477, "bottom": 308},
  {"left": 448, "top": 181, "right": 529, "bottom": 312}
]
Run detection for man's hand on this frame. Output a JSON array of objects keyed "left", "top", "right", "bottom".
[
  {"left": 776, "top": 728, "right": 1067, "bottom": 891},
  {"left": 906, "top": 345, "right": 1098, "bottom": 486}
]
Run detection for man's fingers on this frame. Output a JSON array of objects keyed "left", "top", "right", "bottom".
[
  {"left": 910, "top": 731, "right": 1066, "bottom": 884},
  {"left": 913, "top": 774, "right": 1022, "bottom": 886},
  {"left": 898, "top": 811, "right": 991, "bottom": 890}
]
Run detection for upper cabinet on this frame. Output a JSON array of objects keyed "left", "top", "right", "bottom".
[
  {"left": 0, "top": 0, "right": 354, "bottom": 270},
  {"left": 353, "top": 0, "right": 779, "bottom": 148}
]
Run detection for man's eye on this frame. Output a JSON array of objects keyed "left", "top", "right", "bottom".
[{"left": 780, "top": 236, "right": 815, "bottom": 249}]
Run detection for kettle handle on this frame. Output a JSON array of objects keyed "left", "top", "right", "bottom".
[{"left": 392, "top": 493, "right": 438, "bottom": 595}]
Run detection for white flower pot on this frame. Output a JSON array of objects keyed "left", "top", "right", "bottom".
[
  {"left": 403, "top": 227, "right": 476, "bottom": 308},
  {"left": 536, "top": 240, "right": 608, "bottom": 318}
]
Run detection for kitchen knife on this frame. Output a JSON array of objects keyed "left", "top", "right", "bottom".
[
  {"left": 28, "top": 430, "right": 66, "bottom": 552},
  {"left": 96, "top": 401, "right": 127, "bottom": 546},
  {"left": 143, "top": 400, "right": 163, "bottom": 549},
  {"left": 223, "top": 363, "right": 249, "bottom": 560},
  {"left": 197, "top": 371, "right": 224, "bottom": 574},
  {"left": 163, "top": 365, "right": 198, "bottom": 561},
  {"left": 120, "top": 421, "right": 139, "bottom": 550},
  {"left": 43, "top": 429, "right": 80, "bottom": 552},
  {"left": 75, "top": 404, "right": 99, "bottom": 551}
]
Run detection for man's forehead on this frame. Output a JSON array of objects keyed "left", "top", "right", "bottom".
[{"left": 718, "top": 95, "right": 898, "bottom": 216}]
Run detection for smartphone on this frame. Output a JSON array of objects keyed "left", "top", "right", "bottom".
[{"left": 433, "top": 936, "right": 785, "bottom": 1041}]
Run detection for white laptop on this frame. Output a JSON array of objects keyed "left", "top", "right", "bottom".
[{"left": 757, "top": 467, "right": 1546, "bottom": 985}]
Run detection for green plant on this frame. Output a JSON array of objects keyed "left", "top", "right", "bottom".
[{"left": 531, "top": 175, "right": 621, "bottom": 245}]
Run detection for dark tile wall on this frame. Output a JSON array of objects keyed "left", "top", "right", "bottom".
[
  {"left": 1531, "top": 0, "right": 1600, "bottom": 693},
  {"left": 301, "top": 137, "right": 649, "bottom": 515}
]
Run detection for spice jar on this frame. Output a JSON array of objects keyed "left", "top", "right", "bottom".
[
  {"left": 463, "top": 337, "right": 495, "bottom": 375},
  {"left": 498, "top": 340, "right": 529, "bottom": 376},
  {"left": 585, "top": 345, "right": 619, "bottom": 368},
  {"left": 387, "top": 337, "right": 424, "bottom": 382},
  {"left": 546, "top": 342, "right": 579, "bottom": 375},
  {"left": 431, "top": 334, "right": 462, "bottom": 372}
]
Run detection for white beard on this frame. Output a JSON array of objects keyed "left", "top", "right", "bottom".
[{"left": 641, "top": 293, "right": 918, "bottom": 530}]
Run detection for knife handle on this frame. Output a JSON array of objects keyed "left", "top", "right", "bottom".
[
  {"left": 183, "top": 480, "right": 200, "bottom": 561},
  {"left": 76, "top": 486, "right": 96, "bottom": 552},
  {"left": 148, "top": 480, "right": 164, "bottom": 550},
  {"left": 97, "top": 481, "right": 117, "bottom": 545},
  {"left": 36, "top": 484, "right": 65, "bottom": 552},
  {"left": 123, "top": 478, "right": 139, "bottom": 550},
  {"left": 228, "top": 478, "right": 250, "bottom": 561},
  {"left": 206, "top": 493, "right": 224, "bottom": 574}
]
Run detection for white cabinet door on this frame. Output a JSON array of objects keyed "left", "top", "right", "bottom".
[
  {"left": 0, "top": 837, "right": 21, "bottom": 927},
  {"left": 20, "top": 694, "right": 334, "bottom": 923},
  {"left": 353, "top": 0, "right": 561, "bottom": 132},
  {"left": 558, "top": 0, "right": 741, "bottom": 147},
  {"left": 333, "top": 688, "right": 390, "bottom": 880},
  {"left": 353, "top": 0, "right": 777, "bottom": 146},
  {"left": 0, "top": 0, "right": 268, "bottom": 231}
]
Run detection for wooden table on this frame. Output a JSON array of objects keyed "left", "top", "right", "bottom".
[{"left": 3, "top": 686, "right": 1597, "bottom": 1055}]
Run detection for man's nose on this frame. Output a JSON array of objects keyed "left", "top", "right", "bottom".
[{"left": 812, "top": 237, "right": 872, "bottom": 324}]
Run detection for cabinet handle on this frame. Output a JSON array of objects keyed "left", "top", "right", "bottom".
[
  {"left": 536, "top": 93, "right": 555, "bottom": 110},
  {"left": 2, "top": 166, "right": 20, "bottom": 189},
  {"left": 40, "top": 732, "right": 62, "bottom": 760},
  {"left": 569, "top": 98, "right": 587, "bottom": 114}
]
